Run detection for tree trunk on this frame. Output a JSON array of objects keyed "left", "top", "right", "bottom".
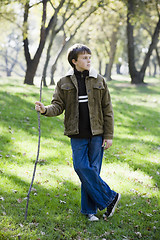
[
  {"left": 24, "top": 35, "right": 47, "bottom": 85},
  {"left": 42, "top": 19, "right": 57, "bottom": 86},
  {"left": 23, "top": 0, "right": 58, "bottom": 85},
  {"left": 106, "top": 28, "right": 118, "bottom": 81},
  {"left": 99, "top": 60, "right": 102, "bottom": 75},
  {"left": 104, "top": 63, "right": 108, "bottom": 78},
  {"left": 42, "top": 48, "right": 50, "bottom": 87},
  {"left": 127, "top": 0, "right": 160, "bottom": 84},
  {"left": 127, "top": 0, "right": 142, "bottom": 84},
  {"left": 24, "top": 60, "right": 40, "bottom": 85},
  {"left": 50, "top": 64, "right": 56, "bottom": 85},
  {"left": 95, "top": 50, "right": 102, "bottom": 75},
  {"left": 116, "top": 63, "right": 121, "bottom": 74},
  {"left": 7, "top": 70, "right": 11, "bottom": 77},
  {"left": 155, "top": 47, "right": 160, "bottom": 67},
  {"left": 140, "top": 17, "right": 160, "bottom": 77},
  {"left": 50, "top": 42, "right": 68, "bottom": 85},
  {"left": 148, "top": 62, "right": 152, "bottom": 76},
  {"left": 152, "top": 60, "right": 157, "bottom": 77}
]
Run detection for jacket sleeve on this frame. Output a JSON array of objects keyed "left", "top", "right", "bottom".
[
  {"left": 102, "top": 81, "right": 114, "bottom": 139},
  {"left": 44, "top": 80, "right": 65, "bottom": 117}
]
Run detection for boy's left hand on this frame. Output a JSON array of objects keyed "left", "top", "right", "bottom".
[{"left": 102, "top": 139, "right": 112, "bottom": 150}]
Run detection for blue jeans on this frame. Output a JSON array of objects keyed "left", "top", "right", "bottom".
[{"left": 71, "top": 136, "right": 117, "bottom": 215}]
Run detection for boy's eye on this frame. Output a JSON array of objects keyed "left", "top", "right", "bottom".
[{"left": 83, "top": 56, "right": 91, "bottom": 59}]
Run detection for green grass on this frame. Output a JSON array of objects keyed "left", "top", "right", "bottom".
[{"left": 0, "top": 75, "right": 160, "bottom": 240}]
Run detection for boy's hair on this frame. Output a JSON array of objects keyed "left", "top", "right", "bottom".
[{"left": 67, "top": 43, "right": 91, "bottom": 68}]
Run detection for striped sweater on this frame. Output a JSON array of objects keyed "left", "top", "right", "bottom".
[{"left": 70, "top": 69, "right": 92, "bottom": 138}]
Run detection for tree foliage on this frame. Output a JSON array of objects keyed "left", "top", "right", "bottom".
[
  {"left": 126, "top": 0, "right": 160, "bottom": 84},
  {"left": 0, "top": 0, "right": 159, "bottom": 84},
  {"left": 22, "top": 0, "right": 106, "bottom": 85},
  {"left": 0, "top": 31, "right": 25, "bottom": 76}
]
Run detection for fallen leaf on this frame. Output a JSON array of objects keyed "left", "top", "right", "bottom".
[
  {"left": 35, "top": 181, "right": 41, "bottom": 185},
  {"left": 145, "top": 213, "right": 153, "bottom": 217},
  {"left": 146, "top": 226, "right": 151, "bottom": 231},
  {"left": 31, "top": 188, "right": 37, "bottom": 192},
  {"left": 122, "top": 236, "right": 129, "bottom": 240},
  {"left": 55, "top": 195, "right": 59, "bottom": 197},
  {"left": 135, "top": 232, "right": 142, "bottom": 238},
  {"left": 44, "top": 180, "right": 49, "bottom": 183},
  {"left": 153, "top": 226, "right": 156, "bottom": 231},
  {"left": 12, "top": 189, "right": 18, "bottom": 193}
]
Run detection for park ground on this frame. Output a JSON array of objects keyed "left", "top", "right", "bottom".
[{"left": 0, "top": 75, "right": 160, "bottom": 239}]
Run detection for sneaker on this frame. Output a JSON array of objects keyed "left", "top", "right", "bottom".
[
  {"left": 88, "top": 214, "right": 99, "bottom": 221},
  {"left": 104, "top": 193, "right": 121, "bottom": 218}
]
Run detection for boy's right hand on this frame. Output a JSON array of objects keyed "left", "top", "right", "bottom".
[{"left": 35, "top": 101, "right": 46, "bottom": 114}]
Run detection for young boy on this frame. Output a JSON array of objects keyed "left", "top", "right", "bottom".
[{"left": 35, "top": 43, "right": 121, "bottom": 221}]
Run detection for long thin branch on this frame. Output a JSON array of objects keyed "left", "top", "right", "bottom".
[
  {"left": 55, "top": 0, "right": 88, "bottom": 34},
  {"left": 155, "top": 0, "right": 160, "bottom": 17},
  {"left": 29, "top": 0, "right": 43, "bottom": 9},
  {"left": 23, "top": 2, "right": 31, "bottom": 65},
  {"left": 25, "top": 77, "right": 43, "bottom": 220},
  {"left": 68, "top": 6, "right": 97, "bottom": 33}
]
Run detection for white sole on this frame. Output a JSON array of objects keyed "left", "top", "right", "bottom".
[
  {"left": 103, "top": 193, "right": 121, "bottom": 218},
  {"left": 108, "top": 193, "right": 121, "bottom": 217},
  {"left": 88, "top": 215, "right": 99, "bottom": 221}
]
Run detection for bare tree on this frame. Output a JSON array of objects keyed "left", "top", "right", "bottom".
[
  {"left": 127, "top": 0, "right": 160, "bottom": 84},
  {"left": 106, "top": 26, "right": 119, "bottom": 81},
  {"left": 42, "top": 1, "right": 103, "bottom": 86},
  {"left": 23, "top": 0, "right": 102, "bottom": 85},
  {"left": 0, "top": 32, "right": 25, "bottom": 77},
  {"left": 23, "top": 0, "right": 66, "bottom": 85}
]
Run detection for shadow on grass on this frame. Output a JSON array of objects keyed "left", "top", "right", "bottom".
[
  {"left": 0, "top": 171, "right": 81, "bottom": 239},
  {"left": 0, "top": 90, "right": 70, "bottom": 164},
  {"left": 114, "top": 100, "right": 160, "bottom": 137},
  {"left": 0, "top": 170, "right": 159, "bottom": 240},
  {"left": 109, "top": 80, "right": 160, "bottom": 95},
  {"left": 0, "top": 90, "right": 64, "bottom": 137}
]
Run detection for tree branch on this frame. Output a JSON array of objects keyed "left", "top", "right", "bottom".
[
  {"left": 55, "top": 0, "right": 88, "bottom": 34},
  {"left": 23, "top": 1, "right": 31, "bottom": 65},
  {"left": 155, "top": 0, "right": 160, "bottom": 17},
  {"left": 25, "top": 76, "right": 43, "bottom": 220},
  {"left": 140, "top": 16, "right": 160, "bottom": 73},
  {"left": 29, "top": 0, "right": 43, "bottom": 9}
]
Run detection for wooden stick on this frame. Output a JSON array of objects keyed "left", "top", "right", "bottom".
[{"left": 25, "top": 77, "right": 43, "bottom": 220}]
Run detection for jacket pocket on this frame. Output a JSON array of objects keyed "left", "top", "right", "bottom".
[
  {"left": 61, "top": 83, "right": 74, "bottom": 91},
  {"left": 61, "top": 83, "right": 76, "bottom": 105},
  {"left": 93, "top": 82, "right": 105, "bottom": 90}
]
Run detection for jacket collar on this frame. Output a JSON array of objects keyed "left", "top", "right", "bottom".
[{"left": 65, "top": 67, "right": 98, "bottom": 78}]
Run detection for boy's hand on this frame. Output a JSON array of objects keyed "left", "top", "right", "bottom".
[
  {"left": 35, "top": 101, "right": 46, "bottom": 114},
  {"left": 102, "top": 139, "right": 112, "bottom": 150}
]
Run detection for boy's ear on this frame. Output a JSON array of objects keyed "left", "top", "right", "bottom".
[{"left": 72, "top": 59, "right": 76, "bottom": 65}]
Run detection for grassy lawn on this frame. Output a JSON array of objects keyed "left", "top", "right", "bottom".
[{"left": 0, "top": 75, "right": 160, "bottom": 240}]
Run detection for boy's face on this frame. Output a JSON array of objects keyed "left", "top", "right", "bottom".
[{"left": 72, "top": 52, "right": 91, "bottom": 72}]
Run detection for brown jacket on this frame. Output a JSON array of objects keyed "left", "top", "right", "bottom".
[{"left": 44, "top": 68, "right": 114, "bottom": 139}]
